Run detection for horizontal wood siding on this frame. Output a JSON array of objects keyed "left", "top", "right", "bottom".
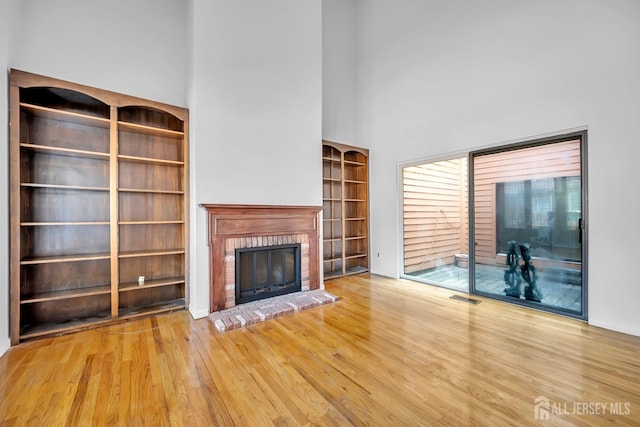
[
  {"left": 403, "top": 158, "right": 468, "bottom": 273},
  {"left": 474, "top": 140, "right": 581, "bottom": 265}
]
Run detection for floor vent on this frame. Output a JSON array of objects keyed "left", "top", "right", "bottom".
[{"left": 450, "top": 295, "right": 481, "bottom": 305}]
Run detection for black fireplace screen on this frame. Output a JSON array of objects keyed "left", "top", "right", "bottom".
[{"left": 235, "top": 243, "right": 301, "bottom": 304}]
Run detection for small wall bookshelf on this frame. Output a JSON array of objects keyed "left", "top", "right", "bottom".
[{"left": 322, "top": 141, "right": 369, "bottom": 279}]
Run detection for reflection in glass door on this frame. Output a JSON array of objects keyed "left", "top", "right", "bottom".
[{"left": 470, "top": 132, "right": 587, "bottom": 318}]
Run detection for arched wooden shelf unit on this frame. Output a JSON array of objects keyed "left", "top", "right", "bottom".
[
  {"left": 322, "top": 140, "right": 369, "bottom": 279},
  {"left": 9, "top": 69, "right": 190, "bottom": 344}
]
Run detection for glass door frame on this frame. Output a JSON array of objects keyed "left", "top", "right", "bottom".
[{"left": 468, "top": 130, "right": 589, "bottom": 320}]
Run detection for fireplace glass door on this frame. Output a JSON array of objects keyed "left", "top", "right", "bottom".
[{"left": 236, "top": 243, "right": 301, "bottom": 304}]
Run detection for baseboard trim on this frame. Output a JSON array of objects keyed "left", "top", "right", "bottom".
[
  {"left": 0, "top": 337, "right": 10, "bottom": 358},
  {"left": 589, "top": 319, "right": 640, "bottom": 338},
  {"left": 189, "top": 306, "right": 209, "bottom": 319}
]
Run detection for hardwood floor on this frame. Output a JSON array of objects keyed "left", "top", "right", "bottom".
[{"left": 0, "top": 274, "right": 639, "bottom": 426}]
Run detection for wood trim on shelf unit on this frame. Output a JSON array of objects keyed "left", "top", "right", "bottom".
[{"left": 10, "top": 69, "right": 188, "bottom": 121}]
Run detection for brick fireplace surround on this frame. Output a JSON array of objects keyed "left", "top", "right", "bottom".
[{"left": 200, "top": 204, "right": 323, "bottom": 312}]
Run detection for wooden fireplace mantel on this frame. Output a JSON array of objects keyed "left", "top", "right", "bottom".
[{"left": 200, "top": 204, "right": 323, "bottom": 312}]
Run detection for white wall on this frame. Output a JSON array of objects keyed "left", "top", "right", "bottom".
[
  {"left": 13, "top": 0, "right": 188, "bottom": 106},
  {"left": 189, "top": 0, "right": 322, "bottom": 317},
  {"left": 0, "top": 0, "right": 7, "bottom": 357},
  {"left": 357, "top": 0, "right": 640, "bottom": 336},
  {"left": 0, "top": 0, "right": 21, "bottom": 357},
  {"left": 322, "top": 0, "right": 357, "bottom": 144}
]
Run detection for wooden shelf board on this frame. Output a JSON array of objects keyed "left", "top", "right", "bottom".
[
  {"left": 118, "top": 188, "right": 184, "bottom": 195},
  {"left": 119, "top": 277, "right": 185, "bottom": 292},
  {"left": 345, "top": 236, "right": 367, "bottom": 241},
  {"left": 344, "top": 160, "right": 366, "bottom": 166},
  {"left": 118, "top": 154, "right": 184, "bottom": 166},
  {"left": 21, "top": 285, "right": 112, "bottom": 304},
  {"left": 20, "top": 143, "right": 110, "bottom": 160},
  {"left": 344, "top": 266, "right": 369, "bottom": 275},
  {"left": 323, "top": 198, "right": 342, "bottom": 201},
  {"left": 118, "top": 121, "right": 184, "bottom": 137},
  {"left": 21, "top": 182, "right": 110, "bottom": 192},
  {"left": 345, "top": 253, "right": 368, "bottom": 260},
  {"left": 20, "top": 312, "right": 113, "bottom": 341},
  {"left": 118, "top": 299, "right": 186, "bottom": 320},
  {"left": 20, "top": 103, "right": 110, "bottom": 128},
  {"left": 345, "top": 218, "right": 366, "bottom": 221},
  {"left": 323, "top": 218, "right": 341, "bottom": 221},
  {"left": 118, "top": 249, "right": 185, "bottom": 259},
  {"left": 21, "top": 253, "right": 111, "bottom": 265},
  {"left": 322, "top": 157, "right": 341, "bottom": 163},
  {"left": 323, "top": 178, "right": 341, "bottom": 182},
  {"left": 119, "top": 220, "right": 184, "bottom": 225},
  {"left": 344, "top": 199, "right": 367, "bottom": 202},
  {"left": 323, "top": 257, "right": 343, "bottom": 262},
  {"left": 344, "top": 179, "right": 367, "bottom": 184},
  {"left": 21, "top": 221, "right": 110, "bottom": 226}
]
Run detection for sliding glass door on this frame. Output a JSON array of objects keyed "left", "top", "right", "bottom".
[
  {"left": 400, "top": 131, "right": 587, "bottom": 319},
  {"left": 470, "top": 132, "right": 587, "bottom": 318}
]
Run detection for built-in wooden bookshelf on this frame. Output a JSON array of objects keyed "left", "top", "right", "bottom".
[
  {"left": 9, "top": 70, "right": 189, "bottom": 344},
  {"left": 322, "top": 141, "right": 369, "bottom": 279}
]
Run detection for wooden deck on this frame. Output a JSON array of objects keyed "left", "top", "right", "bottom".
[{"left": 0, "top": 274, "right": 638, "bottom": 425}]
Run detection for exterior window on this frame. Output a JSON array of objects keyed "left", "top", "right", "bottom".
[
  {"left": 503, "top": 181, "right": 525, "bottom": 228},
  {"left": 496, "top": 176, "right": 581, "bottom": 261}
]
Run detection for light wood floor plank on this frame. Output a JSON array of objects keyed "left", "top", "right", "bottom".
[{"left": 1, "top": 274, "right": 639, "bottom": 426}]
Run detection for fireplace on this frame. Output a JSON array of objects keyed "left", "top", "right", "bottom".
[
  {"left": 200, "top": 204, "right": 323, "bottom": 312},
  {"left": 236, "top": 243, "right": 301, "bottom": 304}
]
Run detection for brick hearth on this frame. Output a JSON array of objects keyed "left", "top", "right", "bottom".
[{"left": 210, "top": 289, "right": 339, "bottom": 332}]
